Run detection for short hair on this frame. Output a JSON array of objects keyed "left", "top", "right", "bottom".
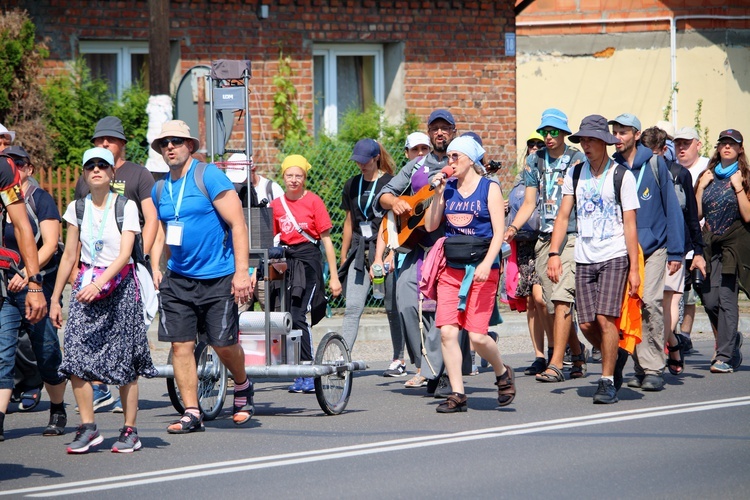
[{"left": 640, "top": 126, "right": 667, "bottom": 151}]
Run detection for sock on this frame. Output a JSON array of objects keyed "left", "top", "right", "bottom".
[
  {"left": 184, "top": 407, "right": 201, "bottom": 419},
  {"left": 50, "top": 402, "right": 65, "bottom": 414},
  {"left": 234, "top": 378, "right": 251, "bottom": 408},
  {"left": 681, "top": 331, "right": 691, "bottom": 338},
  {"left": 601, "top": 376, "right": 614, "bottom": 383}
]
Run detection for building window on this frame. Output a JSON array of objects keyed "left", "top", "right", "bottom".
[
  {"left": 79, "top": 41, "right": 150, "bottom": 98},
  {"left": 313, "top": 45, "right": 384, "bottom": 136}
]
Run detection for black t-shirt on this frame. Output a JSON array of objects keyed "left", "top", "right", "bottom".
[{"left": 341, "top": 173, "right": 393, "bottom": 237}]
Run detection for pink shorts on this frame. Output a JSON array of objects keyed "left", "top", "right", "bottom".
[{"left": 435, "top": 266, "right": 500, "bottom": 334}]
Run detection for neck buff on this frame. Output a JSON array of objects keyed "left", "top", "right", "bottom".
[{"left": 715, "top": 160, "right": 739, "bottom": 179}]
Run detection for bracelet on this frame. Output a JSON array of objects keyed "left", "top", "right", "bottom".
[
  {"left": 509, "top": 224, "right": 518, "bottom": 233},
  {"left": 27, "top": 288, "right": 44, "bottom": 293},
  {"left": 548, "top": 252, "right": 560, "bottom": 258},
  {"left": 91, "top": 282, "right": 103, "bottom": 292},
  {"left": 736, "top": 188, "right": 744, "bottom": 194}
]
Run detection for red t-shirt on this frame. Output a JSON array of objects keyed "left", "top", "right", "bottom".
[{"left": 271, "top": 191, "right": 333, "bottom": 246}]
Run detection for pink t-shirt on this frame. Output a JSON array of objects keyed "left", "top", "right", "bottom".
[{"left": 271, "top": 191, "right": 332, "bottom": 246}]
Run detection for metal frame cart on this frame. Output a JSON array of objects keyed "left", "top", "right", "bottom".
[{"left": 154, "top": 60, "right": 366, "bottom": 416}]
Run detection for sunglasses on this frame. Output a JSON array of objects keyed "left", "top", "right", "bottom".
[
  {"left": 448, "top": 153, "right": 463, "bottom": 163},
  {"left": 158, "top": 137, "right": 186, "bottom": 148},
  {"left": 537, "top": 129, "right": 560, "bottom": 138},
  {"left": 527, "top": 141, "right": 545, "bottom": 149},
  {"left": 83, "top": 161, "right": 112, "bottom": 171}
]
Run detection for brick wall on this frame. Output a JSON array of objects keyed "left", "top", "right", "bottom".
[{"left": 22, "top": 0, "right": 518, "bottom": 186}]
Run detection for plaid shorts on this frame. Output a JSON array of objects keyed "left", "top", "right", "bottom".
[{"left": 575, "top": 256, "right": 629, "bottom": 324}]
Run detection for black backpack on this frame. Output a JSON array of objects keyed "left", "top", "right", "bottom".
[{"left": 572, "top": 162, "right": 627, "bottom": 211}]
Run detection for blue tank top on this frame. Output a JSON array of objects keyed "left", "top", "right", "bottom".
[{"left": 443, "top": 176, "right": 493, "bottom": 238}]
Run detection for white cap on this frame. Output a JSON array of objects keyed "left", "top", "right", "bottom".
[
  {"left": 82, "top": 147, "right": 115, "bottom": 166},
  {"left": 0, "top": 123, "right": 16, "bottom": 142},
  {"left": 655, "top": 120, "right": 675, "bottom": 140},
  {"left": 404, "top": 132, "right": 430, "bottom": 150},
  {"left": 674, "top": 127, "right": 700, "bottom": 141}
]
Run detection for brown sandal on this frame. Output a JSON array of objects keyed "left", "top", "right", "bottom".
[
  {"left": 495, "top": 364, "right": 516, "bottom": 407},
  {"left": 436, "top": 392, "right": 467, "bottom": 413}
]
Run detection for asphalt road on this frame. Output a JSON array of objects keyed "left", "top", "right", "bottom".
[{"left": 2, "top": 338, "right": 749, "bottom": 499}]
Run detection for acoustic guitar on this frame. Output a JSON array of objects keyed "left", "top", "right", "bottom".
[{"left": 381, "top": 160, "right": 501, "bottom": 253}]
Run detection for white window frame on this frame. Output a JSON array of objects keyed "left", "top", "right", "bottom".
[
  {"left": 313, "top": 44, "right": 384, "bottom": 136},
  {"left": 79, "top": 41, "right": 149, "bottom": 98}
]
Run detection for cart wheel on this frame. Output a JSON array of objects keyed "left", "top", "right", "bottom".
[
  {"left": 165, "top": 341, "right": 228, "bottom": 421},
  {"left": 313, "top": 332, "right": 352, "bottom": 415}
]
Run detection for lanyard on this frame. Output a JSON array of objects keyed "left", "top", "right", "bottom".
[
  {"left": 543, "top": 147, "right": 569, "bottom": 200},
  {"left": 87, "top": 192, "right": 113, "bottom": 265},
  {"left": 587, "top": 159, "right": 611, "bottom": 199},
  {"left": 357, "top": 172, "right": 380, "bottom": 219},
  {"left": 166, "top": 159, "right": 195, "bottom": 221},
  {"left": 635, "top": 161, "right": 647, "bottom": 192}
]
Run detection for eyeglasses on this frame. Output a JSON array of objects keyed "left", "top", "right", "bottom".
[
  {"left": 447, "top": 153, "right": 463, "bottom": 163},
  {"left": 527, "top": 141, "right": 545, "bottom": 149},
  {"left": 83, "top": 161, "right": 112, "bottom": 171},
  {"left": 537, "top": 129, "right": 560, "bottom": 138},
  {"left": 283, "top": 173, "right": 305, "bottom": 180},
  {"left": 158, "top": 137, "right": 186, "bottom": 148},
  {"left": 428, "top": 125, "right": 455, "bottom": 134}
]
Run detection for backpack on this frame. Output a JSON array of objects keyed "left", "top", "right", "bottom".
[
  {"left": 18, "top": 182, "right": 64, "bottom": 277},
  {"left": 667, "top": 160, "right": 687, "bottom": 213},
  {"left": 572, "top": 162, "right": 627, "bottom": 212},
  {"left": 75, "top": 194, "right": 149, "bottom": 271},
  {"left": 506, "top": 179, "right": 540, "bottom": 241}
]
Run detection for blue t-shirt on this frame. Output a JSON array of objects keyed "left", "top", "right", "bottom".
[
  {"left": 152, "top": 160, "right": 235, "bottom": 279},
  {"left": 444, "top": 176, "right": 494, "bottom": 239}
]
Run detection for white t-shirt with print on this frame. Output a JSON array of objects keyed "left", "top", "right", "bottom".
[
  {"left": 562, "top": 161, "right": 640, "bottom": 264},
  {"left": 63, "top": 196, "right": 141, "bottom": 267}
]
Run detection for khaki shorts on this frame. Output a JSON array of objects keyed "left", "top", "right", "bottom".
[
  {"left": 535, "top": 235, "right": 576, "bottom": 315},
  {"left": 664, "top": 258, "right": 685, "bottom": 293}
]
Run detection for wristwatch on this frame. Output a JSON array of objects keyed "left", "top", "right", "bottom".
[
  {"left": 28, "top": 273, "right": 44, "bottom": 285},
  {"left": 548, "top": 252, "right": 560, "bottom": 258}
]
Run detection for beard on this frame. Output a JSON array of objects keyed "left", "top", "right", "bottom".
[{"left": 432, "top": 138, "right": 450, "bottom": 153}]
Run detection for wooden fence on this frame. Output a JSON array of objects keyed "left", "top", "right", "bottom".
[{"left": 36, "top": 165, "right": 80, "bottom": 216}]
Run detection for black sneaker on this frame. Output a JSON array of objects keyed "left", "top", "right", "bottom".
[
  {"left": 593, "top": 378, "right": 618, "bottom": 404},
  {"left": 613, "top": 348, "right": 629, "bottom": 391},
  {"left": 641, "top": 374, "right": 665, "bottom": 391},
  {"left": 383, "top": 360, "right": 407, "bottom": 377}
]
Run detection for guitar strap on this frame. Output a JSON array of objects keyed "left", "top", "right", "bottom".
[{"left": 279, "top": 195, "right": 318, "bottom": 245}]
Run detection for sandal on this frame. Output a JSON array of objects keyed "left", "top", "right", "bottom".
[
  {"left": 42, "top": 412, "right": 67, "bottom": 436},
  {"left": 167, "top": 410, "right": 205, "bottom": 434},
  {"left": 495, "top": 364, "right": 516, "bottom": 407},
  {"left": 667, "top": 337, "right": 685, "bottom": 376},
  {"left": 404, "top": 374, "right": 427, "bottom": 388},
  {"left": 436, "top": 392, "right": 467, "bottom": 413},
  {"left": 19, "top": 388, "right": 42, "bottom": 412},
  {"left": 524, "top": 357, "right": 547, "bottom": 376},
  {"left": 535, "top": 364, "right": 565, "bottom": 383},
  {"left": 569, "top": 343, "right": 589, "bottom": 379},
  {"left": 232, "top": 383, "right": 255, "bottom": 425}
]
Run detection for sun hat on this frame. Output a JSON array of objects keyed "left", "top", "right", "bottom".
[
  {"left": 673, "top": 127, "right": 700, "bottom": 142},
  {"left": 0, "top": 123, "right": 16, "bottom": 142},
  {"left": 655, "top": 120, "right": 675, "bottom": 140},
  {"left": 91, "top": 116, "right": 127, "bottom": 142},
  {"left": 718, "top": 129, "right": 743, "bottom": 144},
  {"left": 536, "top": 108, "right": 572, "bottom": 134},
  {"left": 608, "top": 113, "right": 642, "bottom": 132},
  {"left": 404, "top": 132, "right": 430, "bottom": 150},
  {"left": 280, "top": 154, "right": 312, "bottom": 175},
  {"left": 150, "top": 120, "right": 200, "bottom": 153},
  {"left": 447, "top": 136, "right": 486, "bottom": 165},
  {"left": 82, "top": 147, "right": 115, "bottom": 167},
  {"left": 427, "top": 109, "right": 455, "bottom": 127},
  {"left": 568, "top": 115, "right": 620, "bottom": 145},
  {"left": 350, "top": 139, "right": 381, "bottom": 164}
]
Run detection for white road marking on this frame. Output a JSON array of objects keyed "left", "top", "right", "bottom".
[{"left": 4, "top": 396, "right": 749, "bottom": 497}]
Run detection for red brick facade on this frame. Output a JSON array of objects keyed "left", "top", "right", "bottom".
[{"left": 23, "top": 0, "right": 518, "bottom": 183}]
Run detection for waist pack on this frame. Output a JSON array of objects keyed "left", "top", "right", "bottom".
[
  {"left": 78, "top": 262, "right": 133, "bottom": 301},
  {"left": 443, "top": 235, "right": 491, "bottom": 267}
]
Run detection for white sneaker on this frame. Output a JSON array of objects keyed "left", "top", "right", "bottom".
[{"left": 383, "top": 360, "right": 407, "bottom": 377}]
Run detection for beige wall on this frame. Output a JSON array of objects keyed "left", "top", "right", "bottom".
[{"left": 517, "top": 31, "right": 750, "bottom": 168}]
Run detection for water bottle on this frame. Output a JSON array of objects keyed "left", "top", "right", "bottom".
[
  {"left": 501, "top": 241, "right": 511, "bottom": 260},
  {"left": 692, "top": 267, "right": 705, "bottom": 287},
  {"left": 371, "top": 264, "right": 385, "bottom": 300}
]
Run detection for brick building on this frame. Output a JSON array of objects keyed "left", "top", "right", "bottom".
[{"left": 19, "top": 0, "right": 519, "bottom": 183}]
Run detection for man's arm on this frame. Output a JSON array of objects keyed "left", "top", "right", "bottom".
[
  {"left": 5, "top": 201, "right": 46, "bottom": 322},
  {"left": 212, "top": 189, "right": 251, "bottom": 303},
  {"left": 623, "top": 209, "right": 640, "bottom": 296},
  {"left": 140, "top": 197, "right": 159, "bottom": 255},
  {"left": 546, "top": 194, "right": 574, "bottom": 283}
]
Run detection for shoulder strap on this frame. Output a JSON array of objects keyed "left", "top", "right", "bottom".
[
  {"left": 668, "top": 160, "right": 681, "bottom": 181},
  {"left": 649, "top": 155, "right": 660, "bottom": 189},
  {"left": 572, "top": 162, "right": 583, "bottom": 207},
  {"left": 154, "top": 161, "right": 211, "bottom": 207},
  {"left": 279, "top": 195, "right": 318, "bottom": 245},
  {"left": 613, "top": 164, "right": 625, "bottom": 207},
  {"left": 114, "top": 194, "right": 127, "bottom": 234},
  {"left": 23, "top": 185, "right": 41, "bottom": 243},
  {"left": 75, "top": 198, "right": 85, "bottom": 228},
  {"left": 265, "top": 178, "right": 274, "bottom": 200}
]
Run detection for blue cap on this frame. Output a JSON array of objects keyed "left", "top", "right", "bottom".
[
  {"left": 537, "top": 108, "right": 572, "bottom": 134},
  {"left": 461, "top": 131, "right": 483, "bottom": 147},
  {"left": 350, "top": 139, "right": 380, "bottom": 164},
  {"left": 82, "top": 147, "right": 115, "bottom": 167},
  {"left": 608, "top": 113, "right": 642, "bottom": 132},
  {"left": 427, "top": 109, "right": 455, "bottom": 127}
]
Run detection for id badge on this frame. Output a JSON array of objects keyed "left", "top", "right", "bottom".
[
  {"left": 543, "top": 200, "right": 556, "bottom": 218},
  {"left": 81, "top": 268, "right": 93, "bottom": 287},
  {"left": 166, "top": 221, "right": 184, "bottom": 246},
  {"left": 580, "top": 218, "right": 594, "bottom": 238},
  {"left": 359, "top": 221, "right": 373, "bottom": 239}
]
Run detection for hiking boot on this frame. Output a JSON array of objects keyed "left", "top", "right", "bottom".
[
  {"left": 593, "top": 378, "right": 618, "bottom": 404},
  {"left": 641, "top": 374, "right": 665, "bottom": 391},
  {"left": 43, "top": 412, "right": 67, "bottom": 436},
  {"left": 67, "top": 424, "right": 103, "bottom": 454},
  {"left": 383, "top": 360, "right": 407, "bottom": 377},
  {"left": 111, "top": 426, "right": 142, "bottom": 453}
]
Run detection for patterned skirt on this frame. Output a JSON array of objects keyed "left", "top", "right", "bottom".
[
  {"left": 514, "top": 239, "right": 541, "bottom": 298},
  {"left": 59, "top": 270, "right": 157, "bottom": 385}
]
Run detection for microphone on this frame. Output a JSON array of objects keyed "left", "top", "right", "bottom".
[{"left": 429, "top": 166, "right": 455, "bottom": 191}]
